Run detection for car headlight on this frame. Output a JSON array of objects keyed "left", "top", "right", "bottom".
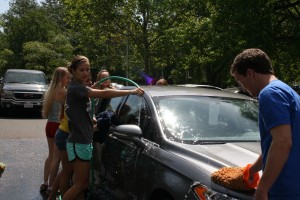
[
  {"left": 193, "top": 185, "right": 238, "bottom": 200},
  {"left": 1, "top": 90, "right": 14, "bottom": 98}
]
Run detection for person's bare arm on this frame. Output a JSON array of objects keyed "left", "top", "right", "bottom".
[
  {"left": 249, "top": 154, "right": 262, "bottom": 175},
  {"left": 87, "top": 87, "right": 144, "bottom": 98},
  {"left": 254, "top": 124, "right": 292, "bottom": 200}
]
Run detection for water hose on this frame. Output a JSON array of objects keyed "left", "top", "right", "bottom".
[
  {"left": 91, "top": 76, "right": 140, "bottom": 117},
  {"left": 96, "top": 76, "right": 140, "bottom": 88}
]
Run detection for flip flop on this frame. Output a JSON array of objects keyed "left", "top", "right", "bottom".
[{"left": 40, "top": 183, "right": 48, "bottom": 191}]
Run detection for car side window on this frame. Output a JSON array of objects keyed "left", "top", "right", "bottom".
[
  {"left": 115, "top": 95, "right": 150, "bottom": 129},
  {"left": 106, "top": 96, "right": 124, "bottom": 113},
  {"left": 108, "top": 94, "right": 153, "bottom": 139},
  {"left": 116, "top": 95, "right": 141, "bottom": 125}
]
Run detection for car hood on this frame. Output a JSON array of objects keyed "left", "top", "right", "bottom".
[
  {"left": 2, "top": 83, "right": 48, "bottom": 92},
  {"left": 164, "top": 142, "right": 261, "bottom": 199},
  {"left": 169, "top": 142, "right": 261, "bottom": 173}
]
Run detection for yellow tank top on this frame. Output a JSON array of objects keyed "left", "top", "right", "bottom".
[{"left": 59, "top": 110, "right": 70, "bottom": 133}]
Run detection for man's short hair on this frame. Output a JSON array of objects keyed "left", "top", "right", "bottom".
[{"left": 230, "top": 48, "right": 274, "bottom": 76}]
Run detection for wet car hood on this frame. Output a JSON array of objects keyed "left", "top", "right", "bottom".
[
  {"left": 165, "top": 142, "right": 261, "bottom": 199},
  {"left": 2, "top": 83, "right": 48, "bottom": 92},
  {"left": 168, "top": 141, "right": 261, "bottom": 173}
]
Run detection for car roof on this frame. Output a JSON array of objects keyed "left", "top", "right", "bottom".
[
  {"left": 123, "top": 85, "right": 255, "bottom": 100},
  {"left": 6, "top": 69, "right": 45, "bottom": 74},
  {"left": 177, "top": 84, "right": 223, "bottom": 90}
]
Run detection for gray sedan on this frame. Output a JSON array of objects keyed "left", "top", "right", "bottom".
[{"left": 92, "top": 85, "right": 260, "bottom": 200}]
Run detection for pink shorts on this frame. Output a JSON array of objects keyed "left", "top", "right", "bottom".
[{"left": 45, "top": 122, "right": 60, "bottom": 138}]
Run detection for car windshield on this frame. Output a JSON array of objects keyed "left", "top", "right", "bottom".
[
  {"left": 158, "top": 96, "right": 260, "bottom": 144},
  {"left": 5, "top": 72, "right": 47, "bottom": 85}
]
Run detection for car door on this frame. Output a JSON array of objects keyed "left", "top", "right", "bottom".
[{"left": 98, "top": 94, "right": 151, "bottom": 200}]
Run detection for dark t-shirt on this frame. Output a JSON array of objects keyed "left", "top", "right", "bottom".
[{"left": 66, "top": 81, "right": 93, "bottom": 144}]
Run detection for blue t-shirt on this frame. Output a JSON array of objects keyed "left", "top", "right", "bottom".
[{"left": 259, "top": 80, "right": 300, "bottom": 198}]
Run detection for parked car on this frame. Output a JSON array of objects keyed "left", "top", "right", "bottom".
[
  {"left": 93, "top": 86, "right": 260, "bottom": 200},
  {"left": 0, "top": 69, "right": 48, "bottom": 111}
]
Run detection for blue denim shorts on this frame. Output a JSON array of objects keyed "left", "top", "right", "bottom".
[
  {"left": 55, "top": 129, "right": 69, "bottom": 151},
  {"left": 66, "top": 142, "right": 93, "bottom": 162}
]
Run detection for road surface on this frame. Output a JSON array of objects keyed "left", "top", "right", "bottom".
[{"left": 0, "top": 110, "right": 49, "bottom": 200}]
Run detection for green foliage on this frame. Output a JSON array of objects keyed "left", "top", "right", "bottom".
[
  {"left": 62, "top": 0, "right": 197, "bottom": 81},
  {"left": 0, "top": 0, "right": 300, "bottom": 85},
  {"left": 0, "top": 0, "right": 73, "bottom": 77},
  {"left": 2, "top": 0, "right": 56, "bottom": 68},
  {"left": 0, "top": 49, "right": 14, "bottom": 75},
  {"left": 23, "top": 33, "right": 73, "bottom": 75}
]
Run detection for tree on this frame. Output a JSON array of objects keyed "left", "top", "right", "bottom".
[
  {"left": 2, "top": 0, "right": 52, "bottom": 68},
  {"left": 0, "top": 0, "right": 73, "bottom": 76},
  {"left": 23, "top": 32, "right": 73, "bottom": 75},
  {"left": 197, "top": 0, "right": 300, "bottom": 87},
  {"left": 62, "top": 0, "right": 197, "bottom": 81}
]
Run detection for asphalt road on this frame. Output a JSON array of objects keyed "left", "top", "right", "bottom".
[{"left": 0, "top": 110, "right": 49, "bottom": 200}]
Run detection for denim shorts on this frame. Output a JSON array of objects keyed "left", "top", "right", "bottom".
[
  {"left": 55, "top": 129, "right": 69, "bottom": 151},
  {"left": 66, "top": 142, "right": 93, "bottom": 162}
]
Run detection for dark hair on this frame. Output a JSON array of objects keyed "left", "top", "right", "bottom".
[
  {"left": 230, "top": 48, "right": 274, "bottom": 76},
  {"left": 68, "top": 55, "right": 89, "bottom": 73}
]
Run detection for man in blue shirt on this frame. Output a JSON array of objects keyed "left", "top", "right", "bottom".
[{"left": 230, "top": 48, "right": 300, "bottom": 200}]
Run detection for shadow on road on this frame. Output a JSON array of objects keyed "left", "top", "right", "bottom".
[{"left": 0, "top": 109, "right": 42, "bottom": 119}]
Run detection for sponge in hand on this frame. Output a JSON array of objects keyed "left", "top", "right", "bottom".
[{"left": 211, "top": 164, "right": 259, "bottom": 191}]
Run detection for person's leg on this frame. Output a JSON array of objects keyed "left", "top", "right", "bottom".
[
  {"left": 62, "top": 159, "right": 90, "bottom": 200},
  {"left": 59, "top": 150, "right": 73, "bottom": 196},
  {"left": 47, "top": 171, "right": 61, "bottom": 200},
  {"left": 41, "top": 137, "right": 54, "bottom": 190},
  {"left": 47, "top": 143, "right": 61, "bottom": 192},
  {"left": 63, "top": 143, "right": 92, "bottom": 200}
]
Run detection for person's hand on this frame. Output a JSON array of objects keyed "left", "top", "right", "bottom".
[
  {"left": 93, "top": 124, "right": 99, "bottom": 132},
  {"left": 132, "top": 87, "right": 144, "bottom": 96},
  {"left": 243, "top": 164, "right": 260, "bottom": 189},
  {"left": 93, "top": 117, "right": 97, "bottom": 124}
]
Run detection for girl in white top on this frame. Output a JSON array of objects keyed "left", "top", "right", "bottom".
[{"left": 40, "top": 67, "right": 70, "bottom": 194}]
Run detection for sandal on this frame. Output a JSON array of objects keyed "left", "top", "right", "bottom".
[
  {"left": 45, "top": 188, "right": 52, "bottom": 196},
  {"left": 40, "top": 183, "right": 48, "bottom": 192}
]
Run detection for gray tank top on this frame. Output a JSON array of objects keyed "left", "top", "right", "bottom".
[{"left": 48, "top": 101, "right": 61, "bottom": 123}]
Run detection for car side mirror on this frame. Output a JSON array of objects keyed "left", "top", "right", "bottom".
[
  {"left": 110, "top": 124, "right": 142, "bottom": 137},
  {"left": 109, "top": 124, "right": 145, "bottom": 148}
]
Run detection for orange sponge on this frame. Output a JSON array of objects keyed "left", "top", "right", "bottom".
[
  {"left": 211, "top": 164, "right": 259, "bottom": 191},
  {"left": 243, "top": 164, "right": 260, "bottom": 189}
]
